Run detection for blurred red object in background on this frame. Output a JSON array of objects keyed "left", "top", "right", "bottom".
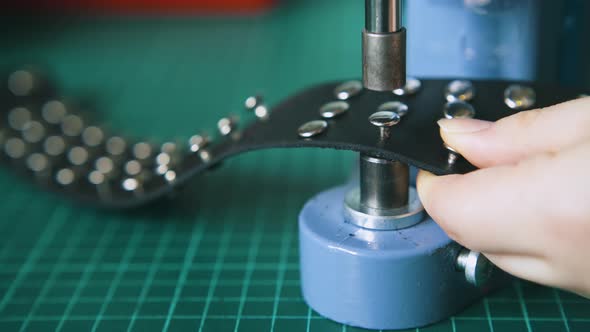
[{"left": 7, "top": 0, "right": 276, "bottom": 14}]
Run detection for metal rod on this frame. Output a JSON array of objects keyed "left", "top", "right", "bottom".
[
  {"left": 360, "top": 154, "right": 409, "bottom": 210},
  {"left": 365, "top": 0, "right": 402, "bottom": 33}
]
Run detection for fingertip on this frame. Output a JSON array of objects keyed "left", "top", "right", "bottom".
[{"left": 416, "top": 170, "right": 436, "bottom": 206}]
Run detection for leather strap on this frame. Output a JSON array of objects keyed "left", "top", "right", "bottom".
[{"left": 1, "top": 71, "right": 586, "bottom": 208}]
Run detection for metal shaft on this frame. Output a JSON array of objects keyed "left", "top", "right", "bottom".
[
  {"left": 363, "top": 0, "right": 406, "bottom": 91},
  {"left": 360, "top": 154, "right": 409, "bottom": 210},
  {"left": 365, "top": 0, "right": 402, "bottom": 33}
]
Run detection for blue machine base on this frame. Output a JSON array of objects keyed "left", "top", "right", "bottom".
[{"left": 299, "top": 185, "right": 507, "bottom": 330}]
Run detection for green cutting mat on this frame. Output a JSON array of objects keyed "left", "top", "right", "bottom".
[{"left": 1, "top": 1, "right": 590, "bottom": 331}]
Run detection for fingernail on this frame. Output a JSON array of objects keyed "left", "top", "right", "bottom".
[{"left": 438, "top": 118, "right": 493, "bottom": 134}]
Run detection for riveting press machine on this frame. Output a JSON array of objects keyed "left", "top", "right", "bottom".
[{"left": 1, "top": 0, "right": 589, "bottom": 330}]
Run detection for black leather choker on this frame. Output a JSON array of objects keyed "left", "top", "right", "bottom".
[{"left": 1, "top": 68, "right": 587, "bottom": 208}]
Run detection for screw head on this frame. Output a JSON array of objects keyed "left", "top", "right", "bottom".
[
  {"left": 298, "top": 120, "right": 328, "bottom": 138},
  {"left": 368, "top": 111, "right": 401, "bottom": 128}
]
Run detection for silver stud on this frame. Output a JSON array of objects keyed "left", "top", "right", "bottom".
[
  {"left": 56, "top": 168, "right": 75, "bottom": 186},
  {"left": 456, "top": 248, "right": 494, "bottom": 287},
  {"left": 22, "top": 121, "right": 45, "bottom": 143},
  {"left": 393, "top": 77, "right": 421, "bottom": 96},
  {"left": 82, "top": 126, "right": 104, "bottom": 147},
  {"left": 26, "top": 153, "right": 49, "bottom": 173},
  {"left": 95, "top": 156, "right": 115, "bottom": 175},
  {"left": 218, "top": 117, "right": 237, "bottom": 136},
  {"left": 445, "top": 80, "right": 475, "bottom": 102},
  {"left": 245, "top": 95, "right": 263, "bottom": 110},
  {"left": 189, "top": 134, "right": 210, "bottom": 153},
  {"left": 369, "top": 111, "right": 400, "bottom": 139},
  {"left": 298, "top": 120, "right": 328, "bottom": 138},
  {"left": 334, "top": 80, "right": 363, "bottom": 100},
  {"left": 199, "top": 150, "right": 212, "bottom": 162},
  {"left": 4, "top": 138, "right": 26, "bottom": 159},
  {"left": 88, "top": 170, "right": 106, "bottom": 185},
  {"left": 44, "top": 136, "right": 66, "bottom": 156},
  {"left": 122, "top": 178, "right": 140, "bottom": 192},
  {"left": 41, "top": 101, "right": 67, "bottom": 124},
  {"left": 106, "top": 136, "right": 126, "bottom": 156},
  {"left": 61, "top": 115, "right": 84, "bottom": 137},
  {"left": 504, "top": 85, "right": 536, "bottom": 110},
  {"left": 8, "top": 70, "right": 35, "bottom": 97},
  {"left": 156, "top": 164, "right": 169, "bottom": 175},
  {"left": 164, "top": 170, "right": 177, "bottom": 183},
  {"left": 444, "top": 143, "right": 460, "bottom": 165},
  {"left": 8, "top": 107, "right": 32, "bottom": 131},
  {"left": 125, "top": 160, "right": 142, "bottom": 176},
  {"left": 319, "top": 101, "right": 350, "bottom": 119},
  {"left": 444, "top": 101, "right": 476, "bottom": 119},
  {"left": 133, "top": 142, "right": 152, "bottom": 160},
  {"left": 67, "top": 146, "right": 89, "bottom": 166},
  {"left": 254, "top": 105, "right": 269, "bottom": 119},
  {"left": 377, "top": 101, "right": 409, "bottom": 117}
]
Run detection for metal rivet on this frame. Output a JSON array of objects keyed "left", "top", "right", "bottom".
[
  {"left": 95, "top": 156, "right": 114, "bottom": 174},
  {"left": 297, "top": 120, "right": 328, "bottom": 138},
  {"left": 199, "top": 150, "right": 212, "bottom": 162},
  {"left": 133, "top": 142, "right": 152, "bottom": 160},
  {"left": 88, "top": 170, "right": 106, "bottom": 185},
  {"left": 164, "top": 170, "right": 176, "bottom": 183},
  {"left": 61, "top": 115, "right": 84, "bottom": 137},
  {"left": 504, "top": 85, "right": 536, "bottom": 110},
  {"left": 8, "top": 70, "right": 35, "bottom": 96},
  {"left": 377, "top": 101, "right": 409, "bottom": 117},
  {"left": 156, "top": 164, "right": 169, "bottom": 175},
  {"left": 82, "top": 126, "right": 104, "bottom": 147},
  {"left": 334, "top": 80, "right": 363, "bottom": 100},
  {"left": 44, "top": 136, "right": 66, "bottom": 156},
  {"left": 122, "top": 178, "right": 139, "bottom": 191},
  {"left": 41, "top": 101, "right": 67, "bottom": 124},
  {"left": 320, "top": 101, "right": 350, "bottom": 119},
  {"left": 445, "top": 80, "right": 475, "bottom": 102},
  {"left": 156, "top": 152, "right": 171, "bottom": 165},
  {"left": 22, "top": 121, "right": 45, "bottom": 143},
  {"left": 106, "top": 136, "right": 126, "bottom": 156},
  {"left": 26, "top": 153, "right": 49, "bottom": 173},
  {"left": 393, "top": 77, "right": 421, "bottom": 96},
  {"left": 125, "top": 160, "right": 142, "bottom": 176},
  {"left": 56, "top": 168, "right": 75, "bottom": 186},
  {"left": 4, "top": 138, "right": 26, "bottom": 159},
  {"left": 369, "top": 111, "right": 400, "bottom": 139},
  {"left": 245, "top": 95, "right": 263, "bottom": 110},
  {"left": 254, "top": 105, "right": 269, "bottom": 119},
  {"left": 444, "top": 101, "right": 476, "bottom": 119},
  {"left": 68, "top": 146, "right": 89, "bottom": 166},
  {"left": 189, "top": 134, "right": 209, "bottom": 153},
  {"left": 8, "top": 107, "right": 32, "bottom": 131},
  {"left": 218, "top": 117, "right": 237, "bottom": 136},
  {"left": 444, "top": 143, "right": 460, "bottom": 165}
]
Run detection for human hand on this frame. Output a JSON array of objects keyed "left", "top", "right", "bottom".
[{"left": 417, "top": 97, "right": 590, "bottom": 298}]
